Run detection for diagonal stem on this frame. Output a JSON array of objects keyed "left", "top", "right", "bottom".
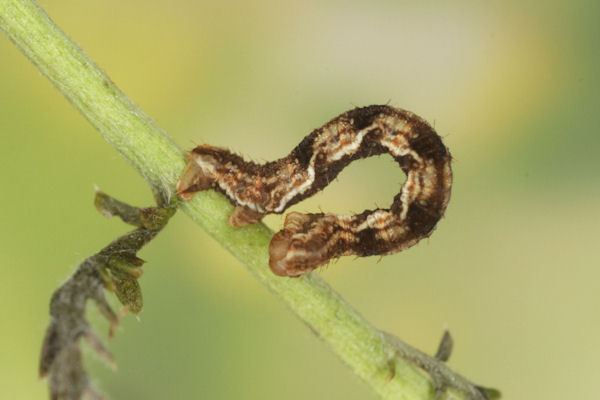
[{"left": 0, "top": 1, "right": 491, "bottom": 399}]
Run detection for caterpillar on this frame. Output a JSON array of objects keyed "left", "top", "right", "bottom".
[{"left": 177, "top": 105, "right": 452, "bottom": 277}]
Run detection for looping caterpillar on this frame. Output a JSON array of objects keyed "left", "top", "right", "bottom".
[{"left": 178, "top": 105, "right": 452, "bottom": 277}]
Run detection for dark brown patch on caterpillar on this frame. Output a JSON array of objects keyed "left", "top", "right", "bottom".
[{"left": 178, "top": 105, "right": 452, "bottom": 277}]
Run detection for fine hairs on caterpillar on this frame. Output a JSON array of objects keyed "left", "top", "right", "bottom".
[{"left": 178, "top": 105, "right": 452, "bottom": 277}]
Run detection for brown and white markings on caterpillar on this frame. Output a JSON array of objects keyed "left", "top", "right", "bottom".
[{"left": 177, "top": 105, "right": 452, "bottom": 277}]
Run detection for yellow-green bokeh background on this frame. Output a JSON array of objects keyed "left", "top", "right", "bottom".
[{"left": 1, "top": 1, "right": 599, "bottom": 399}]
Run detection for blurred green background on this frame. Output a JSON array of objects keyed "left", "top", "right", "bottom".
[{"left": 1, "top": 0, "right": 599, "bottom": 399}]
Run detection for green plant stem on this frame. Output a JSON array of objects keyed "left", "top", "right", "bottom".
[{"left": 0, "top": 1, "right": 467, "bottom": 399}]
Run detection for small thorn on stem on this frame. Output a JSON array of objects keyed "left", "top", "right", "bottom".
[{"left": 435, "top": 330, "right": 453, "bottom": 362}]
